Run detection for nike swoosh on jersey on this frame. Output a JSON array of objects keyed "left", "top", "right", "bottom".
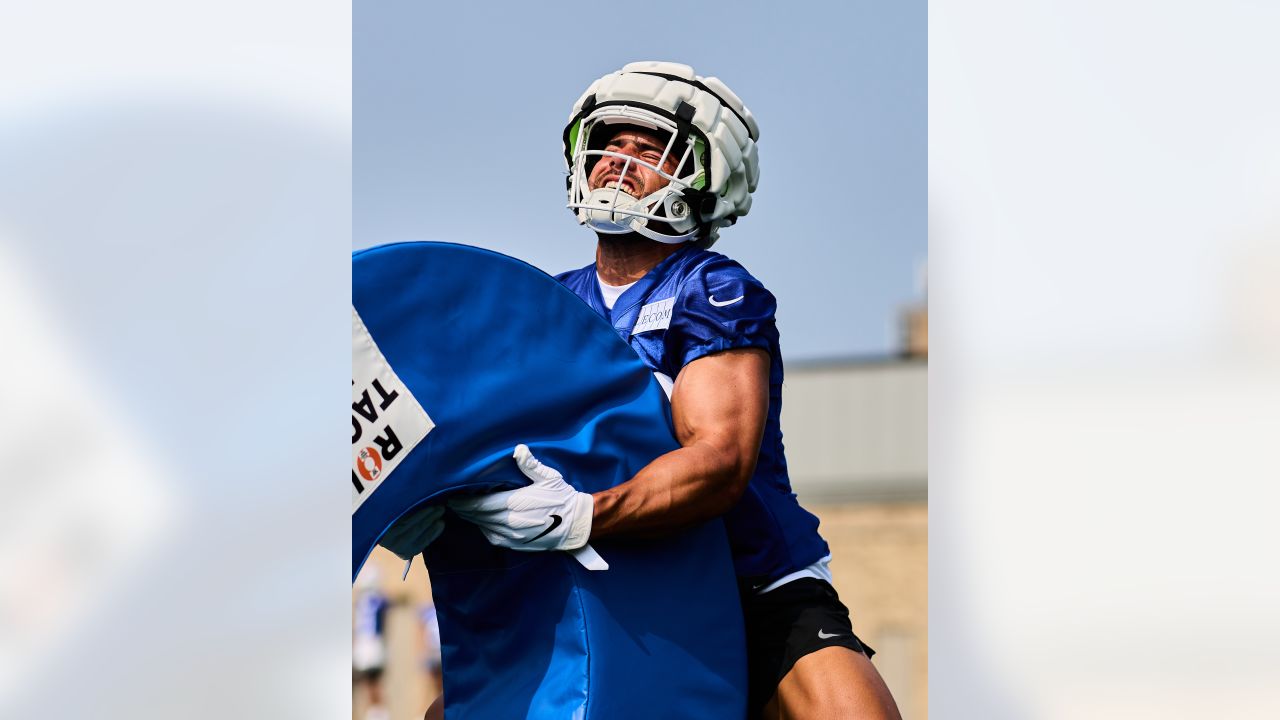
[
  {"left": 708, "top": 294, "right": 744, "bottom": 307},
  {"left": 525, "top": 514, "right": 563, "bottom": 543}
]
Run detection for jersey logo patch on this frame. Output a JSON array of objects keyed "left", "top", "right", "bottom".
[
  {"left": 352, "top": 307, "right": 435, "bottom": 513},
  {"left": 708, "top": 294, "right": 744, "bottom": 307},
  {"left": 632, "top": 297, "right": 675, "bottom": 335}
]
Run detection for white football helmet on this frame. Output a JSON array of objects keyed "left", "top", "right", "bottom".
[{"left": 563, "top": 61, "right": 760, "bottom": 246}]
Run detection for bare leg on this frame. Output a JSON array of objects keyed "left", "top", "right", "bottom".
[{"left": 762, "top": 647, "right": 901, "bottom": 720}]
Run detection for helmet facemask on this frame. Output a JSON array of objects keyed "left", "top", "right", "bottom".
[
  {"left": 563, "top": 62, "right": 761, "bottom": 247},
  {"left": 567, "top": 109, "right": 706, "bottom": 244}
]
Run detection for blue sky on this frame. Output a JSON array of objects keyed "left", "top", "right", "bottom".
[{"left": 355, "top": 1, "right": 925, "bottom": 360}]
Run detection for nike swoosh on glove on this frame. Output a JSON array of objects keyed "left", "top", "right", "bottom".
[
  {"left": 450, "top": 444, "right": 594, "bottom": 553},
  {"left": 377, "top": 503, "right": 446, "bottom": 561}
]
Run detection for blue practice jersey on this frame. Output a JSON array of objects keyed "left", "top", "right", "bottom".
[{"left": 558, "top": 246, "right": 830, "bottom": 586}]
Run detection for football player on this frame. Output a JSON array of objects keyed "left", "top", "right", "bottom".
[{"left": 451, "top": 61, "right": 901, "bottom": 719}]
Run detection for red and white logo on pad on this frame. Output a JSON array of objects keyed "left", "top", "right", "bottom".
[
  {"left": 352, "top": 307, "right": 435, "bottom": 513},
  {"left": 356, "top": 446, "right": 383, "bottom": 483}
]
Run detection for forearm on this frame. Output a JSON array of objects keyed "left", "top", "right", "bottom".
[
  {"left": 590, "top": 440, "right": 754, "bottom": 539},
  {"left": 590, "top": 348, "right": 769, "bottom": 539}
]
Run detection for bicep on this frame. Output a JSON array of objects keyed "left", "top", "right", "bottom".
[{"left": 670, "top": 347, "right": 770, "bottom": 481}]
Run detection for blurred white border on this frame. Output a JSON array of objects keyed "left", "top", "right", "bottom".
[
  {"left": 0, "top": 1, "right": 349, "bottom": 131},
  {"left": 932, "top": 1, "right": 1280, "bottom": 716},
  {"left": 1, "top": 2, "right": 350, "bottom": 718},
  {"left": 0, "top": 233, "right": 176, "bottom": 705}
]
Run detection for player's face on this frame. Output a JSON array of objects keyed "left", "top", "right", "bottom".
[{"left": 588, "top": 128, "right": 681, "bottom": 199}]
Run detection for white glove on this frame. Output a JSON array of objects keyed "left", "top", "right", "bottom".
[
  {"left": 377, "top": 504, "right": 446, "bottom": 561},
  {"left": 450, "top": 445, "right": 599, "bottom": 559}
]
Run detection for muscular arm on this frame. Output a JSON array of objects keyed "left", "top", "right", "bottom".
[{"left": 589, "top": 347, "right": 770, "bottom": 539}]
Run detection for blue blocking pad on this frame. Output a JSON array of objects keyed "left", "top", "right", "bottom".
[{"left": 352, "top": 242, "right": 746, "bottom": 719}]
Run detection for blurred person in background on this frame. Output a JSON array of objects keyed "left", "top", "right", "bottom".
[
  {"left": 449, "top": 62, "right": 902, "bottom": 720},
  {"left": 418, "top": 602, "right": 443, "bottom": 699},
  {"left": 352, "top": 566, "right": 389, "bottom": 720}
]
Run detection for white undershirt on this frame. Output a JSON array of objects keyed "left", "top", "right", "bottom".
[
  {"left": 596, "top": 274, "right": 825, "bottom": 592},
  {"left": 759, "top": 555, "right": 833, "bottom": 594},
  {"left": 596, "top": 274, "right": 636, "bottom": 310}
]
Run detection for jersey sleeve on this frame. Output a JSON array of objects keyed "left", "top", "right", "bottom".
[{"left": 666, "top": 257, "right": 778, "bottom": 371}]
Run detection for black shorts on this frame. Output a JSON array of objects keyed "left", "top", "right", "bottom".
[{"left": 740, "top": 577, "right": 874, "bottom": 715}]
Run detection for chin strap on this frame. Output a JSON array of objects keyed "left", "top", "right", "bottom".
[
  {"left": 632, "top": 221, "right": 699, "bottom": 244},
  {"left": 580, "top": 184, "right": 703, "bottom": 244}
]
